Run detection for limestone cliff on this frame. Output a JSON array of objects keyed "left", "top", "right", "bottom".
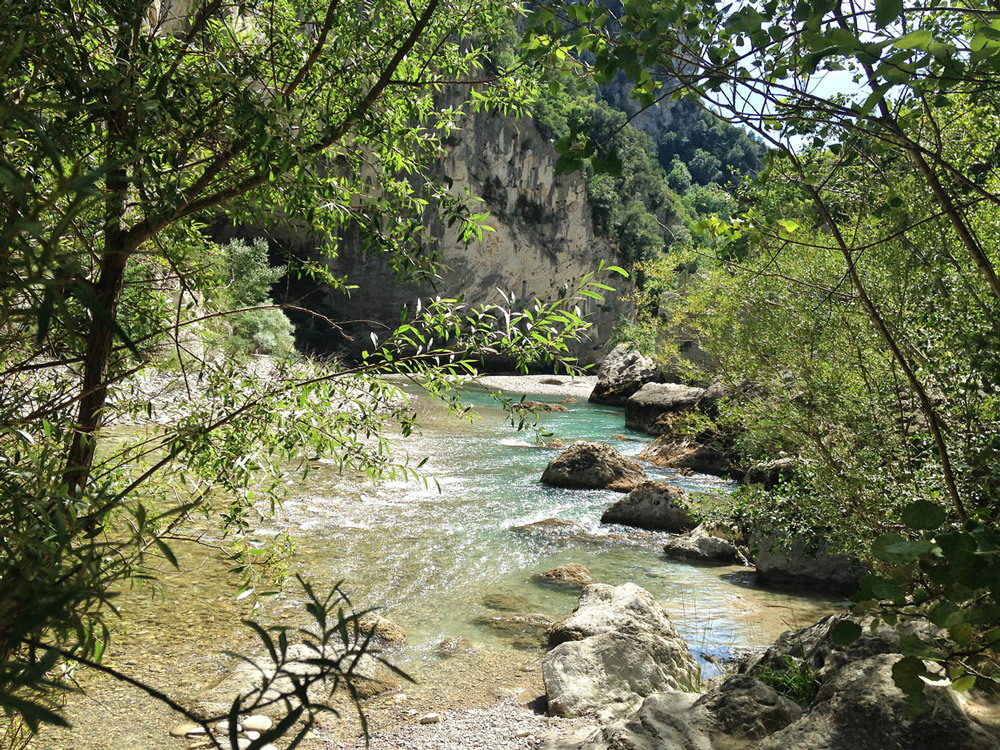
[{"left": 258, "top": 104, "right": 631, "bottom": 367}]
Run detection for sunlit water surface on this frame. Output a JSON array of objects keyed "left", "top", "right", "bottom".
[
  {"left": 38, "top": 380, "right": 840, "bottom": 749},
  {"left": 252, "top": 382, "right": 836, "bottom": 685}
]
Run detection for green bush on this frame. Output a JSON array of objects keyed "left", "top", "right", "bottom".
[
  {"left": 228, "top": 308, "right": 297, "bottom": 358},
  {"left": 210, "top": 238, "right": 298, "bottom": 358},
  {"left": 223, "top": 237, "right": 286, "bottom": 307},
  {"left": 754, "top": 656, "right": 820, "bottom": 706}
]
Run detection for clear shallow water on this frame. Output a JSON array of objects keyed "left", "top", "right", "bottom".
[
  {"left": 262, "top": 382, "right": 837, "bottom": 683},
  {"left": 38, "top": 379, "right": 838, "bottom": 750}
]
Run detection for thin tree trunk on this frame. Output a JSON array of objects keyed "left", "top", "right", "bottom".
[
  {"left": 63, "top": 118, "right": 130, "bottom": 495},
  {"left": 906, "top": 147, "right": 1000, "bottom": 306},
  {"left": 801, "top": 180, "right": 968, "bottom": 521}
]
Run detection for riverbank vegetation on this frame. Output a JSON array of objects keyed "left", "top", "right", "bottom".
[
  {"left": 0, "top": 1, "right": 623, "bottom": 745},
  {"left": 529, "top": 0, "right": 1000, "bottom": 701}
]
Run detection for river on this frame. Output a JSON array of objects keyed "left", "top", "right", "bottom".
[{"left": 38, "top": 375, "right": 836, "bottom": 750}]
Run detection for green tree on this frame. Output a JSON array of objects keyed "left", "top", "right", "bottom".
[
  {"left": 527, "top": 0, "right": 1000, "bottom": 699},
  {"left": 0, "top": 1, "right": 621, "bottom": 743}
]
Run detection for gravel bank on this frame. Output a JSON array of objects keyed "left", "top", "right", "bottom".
[
  {"left": 473, "top": 375, "right": 597, "bottom": 400},
  {"left": 342, "top": 697, "right": 594, "bottom": 750}
]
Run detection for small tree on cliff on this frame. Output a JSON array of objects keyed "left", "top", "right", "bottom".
[{"left": 0, "top": 0, "right": 621, "bottom": 743}]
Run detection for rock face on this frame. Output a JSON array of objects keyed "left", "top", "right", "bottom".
[
  {"left": 260, "top": 90, "right": 631, "bottom": 365},
  {"left": 543, "top": 584, "right": 700, "bottom": 719},
  {"left": 750, "top": 532, "right": 868, "bottom": 594},
  {"left": 589, "top": 345, "right": 660, "bottom": 406},
  {"left": 744, "top": 615, "right": 999, "bottom": 750},
  {"left": 662, "top": 524, "right": 741, "bottom": 564},
  {"left": 541, "top": 442, "right": 647, "bottom": 492},
  {"left": 585, "top": 675, "right": 803, "bottom": 750},
  {"left": 568, "top": 614, "right": 998, "bottom": 750},
  {"left": 755, "top": 654, "right": 998, "bottom": 750},
  {"left": 601, "top": 481, "right": 695, "bottom": 532},
  {"left": 624, "top": 382, "right": 725, "bottom": 435}
]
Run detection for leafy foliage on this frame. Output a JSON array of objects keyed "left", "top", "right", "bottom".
[
  {"left": 525, "top": 0, "right": 1000, "bottom": 701},
  {"left": 0, "top": 0, "right": 625, "bottom": 742}
]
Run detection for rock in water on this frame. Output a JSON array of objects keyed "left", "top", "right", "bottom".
[
  {"left": 357, "top": 612, "right": 407, "bottom": 645},
  {"left": 548, "top": 582, "right": 687, "bottom": 648},
  {"left": 636, "top": 427, "right": 738, "bottom": 478},
  {"left": 437, "top": 636, "right": 476, "bottom": 656},
  {"left": 662, "top": 524, "right": 741, "bottom": 564},
  {"left": 749, "top": 531, "right": 868, "bottom": 594},
  {"left": 539, "top": 563, "right": 594, "bottom": 586},
  {"left": 512, "top": 400, "right": 570, "bottom": 412},
  {"left": 540, "top": 442, "right": 647, "bottom": 492},
  {"left": 589, "top": 345, "right": 660, "bottom": 406},
  {"left": 624, "top": 382, "right": 725, "bottom": 434},
  {"left": 601, "top": 481, "right": 695, "bottom": 532}
]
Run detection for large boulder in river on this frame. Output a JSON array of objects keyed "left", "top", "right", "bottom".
[
  {"left": 543, "top": 583, "right": 700, "bottom": 718},
  {"left": 548, "top": 582, "right": 687, "bottom": 648},
  {"left": 601, "top": 482, "right": 696, "bottom": 533},
  {"left": 750, "top": 531, "right": 868, "bottom": 595},
  {"left": 541, "top": 442, "right": 647, "bottom": 492},
  {"left": 589, "top": 345, "right": 660, "bottom": 406},
  {"left": 662, "top": 523, "right": 742, "bottom": 564},
  {"left": 624, "top": 382, "right": 726, "bottom": 435},
  {"left": 637, "top": 430, "right": 738, "bottom": 478}
]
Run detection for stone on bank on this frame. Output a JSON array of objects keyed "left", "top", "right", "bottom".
[
  {"left": 543, "top": 583, "right": 700, "bottom": 719},
  {"left": 588, "top": 345, "right": 660, "bottom": 406}
]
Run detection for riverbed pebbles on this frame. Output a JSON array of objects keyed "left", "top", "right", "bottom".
[{"left": 344, "top": 697, "right": 592, "bottom": 750}]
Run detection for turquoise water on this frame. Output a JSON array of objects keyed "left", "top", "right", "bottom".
[
  {"left": 266, "top": 382, "right": 835, "bottom": 683},
  {"left": 37, "top": 380, "right": 836, "bottom": 750}
]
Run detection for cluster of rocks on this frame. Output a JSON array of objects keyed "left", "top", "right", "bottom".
[
  {"left": 533, "top": 346, "right": 873, "bottom": 594},
  {"left": 589, "top": 344, "right": 805, "bottom": 485},
  {"left": 169, "top": 715, "right": 276, "bottom": 750},
  {"left": 538, "top": 585, "right": 999, "bottom": 750},
  {"left": 537, "top": 435, "right": 868, "bottom": 592}
]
